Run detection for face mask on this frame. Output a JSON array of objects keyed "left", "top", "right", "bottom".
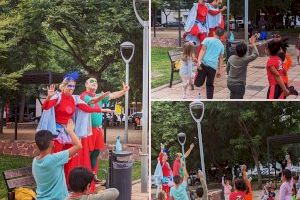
[
  {"left": 89, "top": 79, "right": 97, "bottom": 84},
  {"left": 67, "top": 84, "right": 75, "bottom": 89}
]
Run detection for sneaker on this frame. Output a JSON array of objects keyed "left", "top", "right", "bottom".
[
  {"left": 191, "top": 84, "right": 195, "bottom": 90},
  {"left": 94, "top": 174, "right": 101, "bottom": 184},
  {"left": 289, "top": 86, "right": 298, "bottom": 96}
]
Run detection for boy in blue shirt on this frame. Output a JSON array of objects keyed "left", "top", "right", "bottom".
[
  {"left": 196, "top": 27, "right": 225, "bottom": 99},
  {"left": 170, "top": 162, "right": 189, "bottom": 200},
  {"left": 32, "top": 120, "right": 82, "bottom": 200}
]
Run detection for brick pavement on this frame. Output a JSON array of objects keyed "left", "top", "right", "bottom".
[
  {"left": 131, "top": 182, "right": 149, "bottom": 200},
  {"left": 152, "top": 45, "right": 300, "bottom": 100}
]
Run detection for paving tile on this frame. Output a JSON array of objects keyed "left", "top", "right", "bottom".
[{"left": 152, "top": 45, "right": 300, "bottom": 100}]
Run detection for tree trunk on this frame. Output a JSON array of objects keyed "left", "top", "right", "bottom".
[
  {"left": 166, "top": 15, "right": 168, "bottom": 27},
  {"left": 153, "top": 5, "right": 156, "bottom": 38},
  {"left": 19, "top": 92, "right": 25, "bottom": 123},
  {"left": 0, "top": 97, "right": 5, "bottom": 134},
  {"left": 178, "top": 0, "right": 182, "bottom": 47},
  {"left": 238, "top": 120, "right": 263, "bottom": 188},
  {"left": 250, "top": 146, "right": 262, "bottom": 188}
]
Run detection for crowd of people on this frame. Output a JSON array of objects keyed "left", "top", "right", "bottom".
[
  {"left": 32, "top": 73, "right": 129, "bottom": 199},
  {"left": 154, "top": 143, "right": 208, "bottom": 200},
  {"left": 154, "top": 144, "right": 300, "bottom": 200},
  {"left": 180, "top": 0, "right": 300, "bottom": 99}
]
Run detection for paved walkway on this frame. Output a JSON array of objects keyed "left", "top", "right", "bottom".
[
  {"left": 132, "top": 182, "right": 149, "bottom": 200},
  {"left": 152, "top": 45, "right": 300, "bottom": 100},
  {"left": 0, "top": 127, "right": 142, "bottom": 144}
]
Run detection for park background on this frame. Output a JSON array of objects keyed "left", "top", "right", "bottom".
[
  {"left": 151, "top": 0, "right": 300, "bottom": 99},
  {"left": 0, "top": 0, "right": 148, "bottom": 199},
  {"left": 151, "top": 101, "right": 300, "bottom": 198}
]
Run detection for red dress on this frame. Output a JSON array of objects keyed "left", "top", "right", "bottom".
[
  {"left": 42, "top": 92, "right": 101, "bottom": 187},
  {"left": 207, "top": 4, "right": 224, "bottom": 37},
  {"left": 158, "top": 152, "right": 172, "bottom": 199},
  {"left": 189, "top": 3, "right": 209, "bottom": 56}
]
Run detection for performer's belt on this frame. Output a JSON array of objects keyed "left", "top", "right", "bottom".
[{"left": 195, "top": 20, "right": 206, "bottom": 25}]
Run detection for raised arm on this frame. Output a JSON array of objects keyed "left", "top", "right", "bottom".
[
  {"left": 184, "top": 143, "right": 195, "bottom": 158},
  {"left": 208, "top": 6, "right": 226, "bottom": 15},
  {"left": 88, "top": 91, "right": 110, "bottom": 105},
  {"left": 42, "top": 99, "right": 57, "bottom": 110},
  {"left": 245, "top": 36, "right": 259, "bottom": 63},
  {"left": 42, "top": 84, "right": 58, "bottom": 110},
  {"left": 222, "top": 176, "right": 225, "bottom": 187},
  {"left": 242, "top": 165, "right": 252, "bottom": 194},
  {"left": 198, "top": 170, "right": 208, "bottom": 200},
  {"left": 77, "top": 102, "right": 102, "bottom": 113},
  {"left": 182, "top": 163, "right": 189, "bottom": 182},
  {"left": 109, "top": 83, "right": 130, "bottom": 100},
  {"left": 65, "top": 119, "right": 82, "bottom": 157}
]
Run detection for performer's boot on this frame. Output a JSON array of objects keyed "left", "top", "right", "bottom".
[{"left": 90, "top": 150, "right": 101, "bottom": 183}]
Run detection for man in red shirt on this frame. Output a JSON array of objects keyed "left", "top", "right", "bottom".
[{"left": 266, "top": 40, "right": 290, "bottom": 99}]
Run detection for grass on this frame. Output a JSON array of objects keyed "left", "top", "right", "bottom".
[
  {"left": 0, "top": 154, "right": 141, "bottom": 199},
  {"left": 0, "top": 155, "right": 33, "bottom": 199},
  {"left": 151, "top": 47, "right": 180, "bottom": 88}
]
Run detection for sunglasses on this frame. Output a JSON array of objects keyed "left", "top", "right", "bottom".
[
  {"left": 67, "top": 84, "right": 76, "bottom": 89},
  {"left": 89, "top": 79, "right": 97, "bottom": 84}
]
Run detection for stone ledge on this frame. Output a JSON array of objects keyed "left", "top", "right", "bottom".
[
  {"left": 6, "top": 122, "right": 38, "bottom": 129},
  {"left": 0, "top": 140, "right": 146, "bottom": 161},
  {"left": 152, "top": 38, "right": 179, "bottom": 48}
]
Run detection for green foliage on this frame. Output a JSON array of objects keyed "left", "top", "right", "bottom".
[
  {"left": 0, "top": 64, "right": 35, "bottom": 93},
  {"left": 151, "top": 102, "right": 300, "bottom": 174},
  {"left": 0, "top": 0, "right": 145, "bottom": 101},
  {"left": 151, "top": 47, "right": 179, "bottom": 88}
]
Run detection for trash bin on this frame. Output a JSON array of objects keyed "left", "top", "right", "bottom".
[{"left": 109, "top": 150, "right": 133, "bottom": 200}]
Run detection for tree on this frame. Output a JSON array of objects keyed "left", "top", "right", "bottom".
[
  {"left": 151, "top": 102, "right": 300, "bottom": 188},
  {"left": 15, "top": 1, "right": 144, "bottom": 80},
  {"left": 0, "top": 0, "right": 145, "bottom": 130}
]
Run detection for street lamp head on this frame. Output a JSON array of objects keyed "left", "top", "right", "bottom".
[
  {"left": 177, "top": 132, "right": 186, "bottom": 146},
  {"left": 133, "top": 0, "right": 149, "bottom": 25},
  {"left": 120, "top": 41, "right": 135, "bottom": 63},
  {"left": 189, "top": 100, "right": 205, "bottom": 123},
  {"left": 120, "top": 41, "right": 135, "bottom": 49}
]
